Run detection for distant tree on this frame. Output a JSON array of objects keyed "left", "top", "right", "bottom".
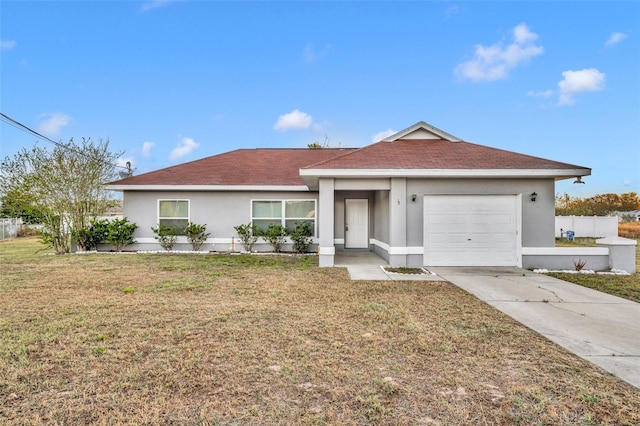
[
  {"left": 307, "top": 135, "right": 331, "bottom": 149},
  {"left": 0, "top": 138, "right": 122, "bottom": 253},
  {"left": 0, "top": 187, "right": 46, "bottom": 224},
  {"left": 555, "top": 192, "right": 640, "bottom": 216}
]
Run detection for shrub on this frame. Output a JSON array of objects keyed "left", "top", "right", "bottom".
[
  {"left": 76, "top": 219, "right": 109, "bottom": 251},
  {"left": 105, "top": 218, "right": 137, "bottom": 252},
  {"left": 289, "top": 221, "right": 313, "bottom": 253},
  {"left": 234, "top": 223, "right": 258, "bottom": 252},
  {"left": 184, "top": 222, "right": 210, "bottom": 251},
  {"left": 151, "top": 224, "right": 178, "bottom": 251},
  {"left": 261, "top": 223, "right": 288, "bottom": 253}
]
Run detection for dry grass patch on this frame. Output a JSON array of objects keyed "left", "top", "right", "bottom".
[
  {"left": 1, "top": 237, "right": 639, "bottom": 425},
  {"left": 619, "top": 222, "right": 640, "bottom": 239}
]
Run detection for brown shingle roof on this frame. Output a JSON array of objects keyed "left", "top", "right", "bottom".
[
  {"left": 110, "top": 138, "right": 590, "bottom": 187},
  {"left": 303, "top": 139, "right": 586, "bottom": 170},
  {"left": 109, "top": 148, "right": 356, "bottom": 186}
]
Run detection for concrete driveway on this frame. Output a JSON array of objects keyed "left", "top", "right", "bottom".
[{"left": 429, "top": 267, "right": 640, "bottom": 389}]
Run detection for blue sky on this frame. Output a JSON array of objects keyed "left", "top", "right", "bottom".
[{"left": 1, "top": 0, "right": 638, "bottom": 197}]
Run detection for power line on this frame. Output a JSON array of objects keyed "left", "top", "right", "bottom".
[{"left": 0, "top": 112, "right": 133, "bottom": 174}]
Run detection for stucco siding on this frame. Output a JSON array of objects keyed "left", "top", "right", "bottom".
[
  {"left": 122, "top": 190, "right": 319, "bottom": 250},
  {"left": 405, "top": 178, "right": 555, "bottom": 249},
  {"left": 374, "top": 190, "right": 389, "bottom": 244}
]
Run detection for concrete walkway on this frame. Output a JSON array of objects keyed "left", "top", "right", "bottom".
[
  {"left": 429, "top": 267, "right": 640, "bottom": 389},
  {"left": 335, "top": 252, "right": 445, "bottom": 281}
]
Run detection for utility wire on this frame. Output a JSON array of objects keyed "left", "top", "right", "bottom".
[{"left": 0, "top": 112, "right": 133, "bottom": 174}]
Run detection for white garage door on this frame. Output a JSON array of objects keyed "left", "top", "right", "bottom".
[{"left": 423, "top": 195, "right": 519, "bottom": 266}]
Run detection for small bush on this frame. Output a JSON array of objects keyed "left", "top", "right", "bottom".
[
  {"left": 289, "top": 221, "right": 313, "bottom": 253},
  {"left": 234, "top": 223, "right": 258, "bottom": 252},
  {"left": 184, "top": 222, "right": 210, "bottom": 251},
  {"left": 152, "top": 224, "right": 178, "bottom": 251},
  {"left": 260, "top": 223, "right": 288, "bottom": 253},
  {"left": 76, "top": 219, "right": 110, "bottom": 251},
  {"left": 105, "top": 218, "right": 137, "bottom": 252}
]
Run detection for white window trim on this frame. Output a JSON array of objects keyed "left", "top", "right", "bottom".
[
  {"left": 250, "top": 199, "right": 317, "bottom": 236},
  {"left": 157, "top": 199, "right": 190, "bottom": 228}
]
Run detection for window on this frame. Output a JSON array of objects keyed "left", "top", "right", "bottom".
[
  {"left": 251, "top": 200, "right": 316, "bottom": 235},
  {"left": 158, "top": 200, "right": 189, "bottom": 233}
]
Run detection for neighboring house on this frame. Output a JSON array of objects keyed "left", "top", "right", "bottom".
[
  {"left": 617, "top": 210, "right": 640, "bottom": 222},
  {"left": 106, "top": 121, "right": 591, "bottom": 268}
]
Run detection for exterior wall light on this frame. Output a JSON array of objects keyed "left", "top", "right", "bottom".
[
  {"left": 411, "top": 194, "right": 417, "bottom": 202},
  {"left": 530, "top": 192, "right": 537, "bottom": 202}
]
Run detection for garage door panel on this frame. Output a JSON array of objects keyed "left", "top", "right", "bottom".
[{"left": 424, "top": 195, "right": 518, "bottom": 267}]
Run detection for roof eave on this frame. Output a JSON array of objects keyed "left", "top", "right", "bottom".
[
  {"left": 105, "top": 184, "right": 311, "bottom": 192},
  {"left": 299, "top": 168, "right": 591, "bottom": 179}
]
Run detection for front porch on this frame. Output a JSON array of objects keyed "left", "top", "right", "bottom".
[
  {"left": 317, "top": 177, "right": 411, "bottom": 268},
  {"left": 334, "top": 251, "right": 387, "bottom": 267}
]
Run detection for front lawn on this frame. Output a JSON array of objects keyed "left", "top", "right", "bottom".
[{"left": 1, "top": 237, "right": 639, "bottom": 425}]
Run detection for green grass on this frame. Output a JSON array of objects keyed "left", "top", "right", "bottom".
[{"left": 1, "top": 237, "right": 639, "bottom": 425}]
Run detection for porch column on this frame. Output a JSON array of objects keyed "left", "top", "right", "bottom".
[
  {"left": 388, "top": 177, "right": 407, "bottom": 267},
  {"left": 318, "top": 177, "right": 335, "bottom": 267}
]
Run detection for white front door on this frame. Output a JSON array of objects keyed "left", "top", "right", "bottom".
[{"left": 345, "top": 199, "right": 369, "bottom": 249}]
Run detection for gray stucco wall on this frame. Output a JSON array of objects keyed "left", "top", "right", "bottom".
[
  {"left": 118, "top": 176, "right": 556, "bottom": 259},
  {"left": 121, "top": 190, "right": 319, "bottom": 251},
  {"left": 374, "top": 190, "right": 389, "bottom": 244},
  {"left": 405, "top": 178, "right": 556, "bottom": 248}
]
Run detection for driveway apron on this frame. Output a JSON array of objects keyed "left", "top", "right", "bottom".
[{"left": 428, "top": 267, "right": 640, "bottom": 389}]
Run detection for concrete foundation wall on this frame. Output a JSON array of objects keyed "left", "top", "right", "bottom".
[
  {"left": 523, "top": 237, "right": 637, "bottom": 273},
  {"left": 523, "top": 252, "right": 610, "bottom": 271}
]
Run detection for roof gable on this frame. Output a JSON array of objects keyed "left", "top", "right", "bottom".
[{"left": 382, "top": 121, "right": 461, "bottom": 142}]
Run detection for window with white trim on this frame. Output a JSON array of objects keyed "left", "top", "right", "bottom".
[
  {"left": 251, "top": 200, "right": 316, "bottom": 235},
  {"left": 158, "top": 200, "right": 189, "bottom": 233}
]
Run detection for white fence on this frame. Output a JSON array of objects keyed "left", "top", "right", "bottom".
[
  {"left": 555, "top": 216, "right": 618, "bottom": 238},
  {"left": 0, "top": 218, "right": 23, "bottom": 240}
]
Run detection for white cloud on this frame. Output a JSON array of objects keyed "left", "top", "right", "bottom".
[
  {"left": 141, "top": 141, "right": 155, "bottom": 157},
  {"left": 372, "top": 129, "right": 397, "bottom": 142},
  {"left": 1, "top": 40, "right": 16, "bottom": 51},
  {"left": 169, "top": 137, "right": 199, "bottom": 161},
  {"left": 605, "top": 32, "right": 627, "bottom": 47},
  {"left": 557, "top": 68, "right": 606, "bottom": 106},
  {"left": 140, "top": 0, "right": 176, "bottom": 12},
  {"left": 273, "top": 109, "right": 313, "bottom": 131},
  {"left": 454, "top": 23, "right": 544, "bottom": 82},
  {"left": 526, "top": 89, "right": 554, "bottom": 98},
  {"left": 302, "top": 43, "right": 331, "bottom": 63},
  {"left": 303, "top": 43, "right": 318, "bottom": 63},
  {"left": 36, "top": 112, "right": 71, "bottom": 136},
  {"left": 443, "top": 4, "right": 459, "bottom": 19}
]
